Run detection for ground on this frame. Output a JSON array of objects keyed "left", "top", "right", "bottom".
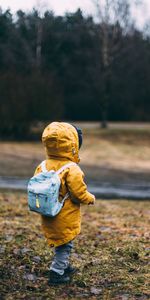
[
  {"left": 0, "top": 123, "right": 150, "bottom": 299},
  {"left": 0, "top": 191, "right": 150, "bottom": 300}
]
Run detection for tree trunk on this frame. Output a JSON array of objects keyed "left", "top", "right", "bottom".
[
  {"left": 36, "top": 18, "right": 42, "bottom": 70},
  {"left": 101, "top": 109, "right": 108, "bottom": 128},
  {"left": 100, "top": 22, "right": 109, "bottom": 129}
]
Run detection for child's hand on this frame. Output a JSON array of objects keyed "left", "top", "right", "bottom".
[
  {"left": 88, "top": 196, "right": 95, "bottom": 205},
  {"left": 88, "top": 201, "right": 95, "bottom": 205}
]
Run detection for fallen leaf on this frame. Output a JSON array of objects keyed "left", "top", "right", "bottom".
[
  {"left": 21, "top": 247, "right": 32, "bottom": 254},
  {"left": 23, "top": 273, "right": 37, "bottom": 281},
  {"left": 90, "top": 287, "right": 102, "bottom": 295},
  {"left": 32, "top": 256, "right": 41, "bottom": 263}
]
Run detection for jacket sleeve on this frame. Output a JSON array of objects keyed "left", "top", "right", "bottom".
[{"left": 66, "top": 165, "right": 95, "bottom": 205}]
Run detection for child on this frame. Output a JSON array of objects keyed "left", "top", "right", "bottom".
[{"left": 35, "top": 122, "right": 95, "bottom": 284}]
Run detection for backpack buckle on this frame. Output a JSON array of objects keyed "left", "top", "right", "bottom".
[{"left": 36, "top": 196, "right": 40, "bottom": 208}]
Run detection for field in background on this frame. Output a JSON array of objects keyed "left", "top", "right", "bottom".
[
  {"left": 0, "top": 191, "right": 150, "bottom": 300},
  {"left": 0, "top": 123, "right": 150, "bottom": 182}
]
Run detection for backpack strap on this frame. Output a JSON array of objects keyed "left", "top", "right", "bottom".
[
  {"left": 40, "top": 161, "right": 76, "bottom": 176},
  {"left": 40, "top": 161, "right": 76, "bottom": 202},
  {"left": 57, "top": 162, "right": 77, "bottom": 201},
  {"left": 56, "top": 162, "right": 76, "bottom": 175},
  {"left": 40, "top": 160, "right": 47, "bottom": 172}
]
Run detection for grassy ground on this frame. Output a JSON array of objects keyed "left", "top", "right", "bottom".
[{"left": 0, "top": 191, "right": 150, "bottom": 300}]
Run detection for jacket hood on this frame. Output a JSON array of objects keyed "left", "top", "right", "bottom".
[{"left": 42, "top": 122, "right": 80, "bottom": 163}]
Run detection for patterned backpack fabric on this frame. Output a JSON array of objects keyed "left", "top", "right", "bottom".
[{"left": 27, "top": 161, "right": 76, "bottom": 217}]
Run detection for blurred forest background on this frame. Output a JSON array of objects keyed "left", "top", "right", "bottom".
[{"left": 0, "top": 0, "right": 150, "bottom": 139}]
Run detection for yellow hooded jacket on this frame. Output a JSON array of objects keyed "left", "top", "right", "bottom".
[{"left": 35, "top": 122, "right": 95, "bottom": 247}]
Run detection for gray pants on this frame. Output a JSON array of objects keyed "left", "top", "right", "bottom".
[{"left": 50, "top": 241, "right": 73, "bottom": 275}]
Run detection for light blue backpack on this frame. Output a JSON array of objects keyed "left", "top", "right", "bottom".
[{"left": 27, "top": 161, "right": 76, "bottom": 217}]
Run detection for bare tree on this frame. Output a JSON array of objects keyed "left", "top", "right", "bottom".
[
  {"left": 92, "top": 0, "right": 140, "bottom": 128},
  {"left": 34, "top": 0, "right": 49, "bottom": 70}
]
